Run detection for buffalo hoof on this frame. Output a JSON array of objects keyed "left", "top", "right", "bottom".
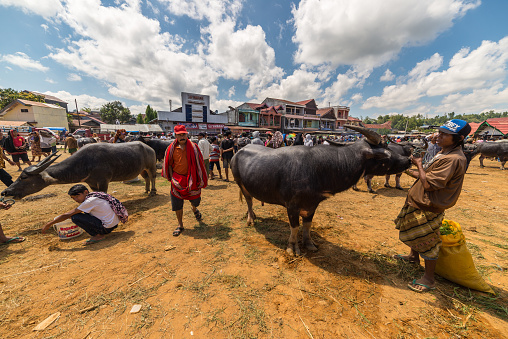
[
  {"left": 148, "top": 190, "right": 157, "bottom": 196},
  {"left": 384, "top": 184, "right": 392, "bottom": 188},
  {"left": 352, "top": 186, "right": 359, "bottom": 191},
  {"left": 305, "top": 242, "right": 318, "bottom": 252},
  {"left": 395, "top": 186, "right": 404, "bottom": 190},
  {"left": 368, "top": 189, "right": 376, "bottom": 194},
  {"left": 286, "top": 243, "right": 301, "bottom": 257}
]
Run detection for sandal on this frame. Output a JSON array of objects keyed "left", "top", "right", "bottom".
[
  {"left": 173, "top": 227, "right": 184, "bottom": 237},
  {"left": 194, "top": 210, "right": 202, "bottom": 221}
]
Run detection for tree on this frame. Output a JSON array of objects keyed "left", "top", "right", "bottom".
[
  {"left": 99, "top": 101, "right": 132, "bottom": 124},
  {"left": 82, "top": 107, "right": 92, "bottom": 113},
  {"left": 144, "top": 105, "right": 157, "bottom": 124},
  {"left": 0, "top": 88, "right": 45, "bottom": 110},
  {"left": 136, "top": 113, "right": 144, "bottom": 124}
]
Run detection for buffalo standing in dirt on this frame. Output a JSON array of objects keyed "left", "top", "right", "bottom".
[
  {"left": 468, "top": 142, "right": 508, "bottom": 170},
  {"left": 2, "top": 142, "right": 157, "bottom": 199},
  {"left": 231, "top": 125, "right": 411, "bottom": 256}
]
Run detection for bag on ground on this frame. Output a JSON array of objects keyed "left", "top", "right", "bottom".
[{"left": 435, "top": 219, "right": 494, "bottom": 294}]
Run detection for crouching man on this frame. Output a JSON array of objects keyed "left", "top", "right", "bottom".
[{"left": 42, "top": 184, "right": 128, "bottom": 245}]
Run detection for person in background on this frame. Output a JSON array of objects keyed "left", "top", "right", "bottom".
[
  {"left": 114, "top": 129, "right": 127, "bottom": 143},
  {"left": 208, "top": 137, "right": 223, "bottom": 180},
  {"left": 423, "top": 133, "right": 441, "bottom": 164},
  {"left": 4, "top": 129, "right": 32, "bottom": 171},
  {"left": 0, "top": 134, "right": 16, "bottom": 187},
  {"left": 304, "top": 134, "right": 313, "bottom": 147},
  {"left": 162, "top": 125, "right": 207, "bottom": 236},
  {"left": 237, "top": 132, "right": 251, "bottom": 150},
  {"left": 293, "top": 133, "right": 304, "bottom": 146},
  {"left": 264, "top": 132, "right": 273, "bottom": 147},
  {"left": 220, "top": 130, "right": 235, "bottom": 182},
  {"left": 30, "top": 131, "right": 43, "bottom": 162},
  {"left": 92, "top": 133, "right": 101, "bottom": 143},
  {"left": 197, "top": 132, "right": 213, "bottom": 179},
  {"left": 395, "top": 119, "right": 471, "bottom": 293},
  {"left": 64, "top": 134, "right": 79, "bottom": 155},
  {"left": 251, "top": 131, "right": 264, "bottom": 145}
]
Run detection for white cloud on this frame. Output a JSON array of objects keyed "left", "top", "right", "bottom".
[
  {"left": 380, "top": 69, "right": 394, "bottom": 82},
  {"left": 255, "top": 67, "right": 321, "bottom": 103},
  {"left": 67, "top": 73, "right": 82, "bottom": 81},
  {"left": 41, "top": 24, "right": 49, "bottom": 33},
  {"left": 228, "top": 86, "right": 235, "bottom": 97},
  {"left": 45, "top": 0, "right": 218, "bottom": 108},
  {"left": 146, "top": 1, "right": 160, "bottom": 15},
  {"left": 160, "top": 0, "right": 242, "bottom": 23},
  {"left": 45, "top": 78, "right": 56, "bottom": 84},
  {"left": 292, "top": 0, "right": 479, "bottom": 68},
  {"left": 0, "top": 0, "right": 63, "bottom": 18},
  {"left": 362, "top": 36, "right": 508, "bottom": 114},
  {"left": 43, "top": 90, "right": 109, "bottom": 110},
  {"left": 321, "top": 66, "right": 372, "bottom": 107},
  {"left": 0, "top": 52, "right": 49, "bottom": 72}
]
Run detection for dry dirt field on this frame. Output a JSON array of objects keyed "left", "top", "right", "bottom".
[{"left": 0, "top": 150, "right": 507, "bottom": 338}]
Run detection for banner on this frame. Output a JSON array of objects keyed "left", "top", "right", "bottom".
[{"left": 207, "top": 124, "right": 224, "bottom": 129}]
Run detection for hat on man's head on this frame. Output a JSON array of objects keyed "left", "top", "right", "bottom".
[
  {"left": 438, "top": 119, "right": 471, "bottom": 137},
  {"left": 174, "top": 125, "right": 188, "bottom": 134}
]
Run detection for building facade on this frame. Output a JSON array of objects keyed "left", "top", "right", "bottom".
[{"left": 0, "top": 99, "right": 69, "bottom": 130}]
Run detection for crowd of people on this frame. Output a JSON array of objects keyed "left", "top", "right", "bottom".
[{"left": 0, "top": 120, "right": 499, "bottom": 295}]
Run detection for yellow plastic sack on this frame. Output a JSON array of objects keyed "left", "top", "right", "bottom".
[{"left": 435, "top": 220, "right": 494, "bottom": 294}]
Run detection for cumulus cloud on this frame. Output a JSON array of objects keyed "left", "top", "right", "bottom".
[
  {"left": 45, "top": 0, "right": 218, "bottom": 108},
  {"left": 67, "top": 73, "right": 82, "bottom": 81},
  {"left": 45, "top": 78, "right": 56, "bottom": 84},
  {"left": 380, "top": 69, "right": 395, "bottom": 82},
  {"left": 228, "top": 86, "right": 235, "bottom": 97},
  {"left": 0, "top": 52, "right": 49, "bottom": 72},
  {"left": 43, "top": 90, "right": 109, "bottom": 110},
  {"left": 363, "top": 37, "right": 508, "bottom": 114},
  {"left": 292, "top": 0, "right": 479, "bottom": 68},
  {"left": 0, "top": 0, "right": 64, "bottom": 18},
  {"left": 159, "top": 0, "right": 242, "bottom": 23},
  {"left": 254, "top": 67, "right": 321, "bottom": 103}
]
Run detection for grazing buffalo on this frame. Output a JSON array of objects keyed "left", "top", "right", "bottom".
[
  {"left": 468, "top": 142, "right": 508, "bottom": 170},
  {"left": 77, "top": 137, "right": 97, "bottom": 148},
  {"left": 2, "top": 142, "right": 157, "bottom": 199},
  {"left": 231, "top": 125, "right": 411, "bottom": 256}
]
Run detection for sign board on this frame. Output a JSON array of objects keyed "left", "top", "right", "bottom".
[
  {"left": 182, "top": 92, "right": 210, "bottom": 123},
  {"left": 207, "top": 124, "right": 224, "bottom": 129},
  {"left": 182, "top": 123, "right": 199, "bottom": 130}
]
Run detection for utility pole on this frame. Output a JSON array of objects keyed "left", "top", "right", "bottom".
[
  {"left": 75, "top": 99, "right": 81, "bottom": 128},
  {"left": 169, "top": 99, "right": 172, "bottom": 112}
]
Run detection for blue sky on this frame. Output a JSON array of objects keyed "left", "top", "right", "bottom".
[{"left": 1, "top": 0, "right": 507, "bottom": 119}]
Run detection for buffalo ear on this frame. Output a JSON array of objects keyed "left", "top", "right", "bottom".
[{"left": 362, "top": 148, "right": 390, "bottom": 160}]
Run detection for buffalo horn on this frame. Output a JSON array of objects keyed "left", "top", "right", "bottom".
[
  {"left": 25, "top": 153, "right": 61, "bottom": 175},
  {"left": 343, "top": 124, "right": 381, "bottom": 145}
]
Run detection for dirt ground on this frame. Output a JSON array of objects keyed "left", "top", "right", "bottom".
[{"left": 0, "top": 149, "right": 507, "bottom": 338}]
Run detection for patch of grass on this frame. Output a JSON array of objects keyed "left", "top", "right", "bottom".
[
  {"left": 369, "top": 253, "right": 422, "bottom": 281},
  {"left": 243, "top": 245, "right": 262, "bottom": 262},
  {"left": 466, "top": 242, "right": 485, "bottom": 260},
  {"left": 452, "top": 288, "right": 508, "bottom": 320},
  {"left": 227, "top": 297, "right": 267, "bottom": 337},
  {"left": 476, "top": 238, "right": 508, "bottom": 250},
  {"left": 215, "top": 273, "right": 245, "bottom": 289}
]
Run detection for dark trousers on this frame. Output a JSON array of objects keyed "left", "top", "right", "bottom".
[
  {"left": 71, "top": 213, "right": 117, "bottom": 236},
  {"left": 0, "top": 169, "right": 13, "bottom": 187}
]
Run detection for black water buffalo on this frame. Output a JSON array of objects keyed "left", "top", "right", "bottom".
[
  {"left": 133, "top": 136, "right": 172, "bottom": 161},
  {"left": 77, "top": 137, "right": 97, "bottom": 148},
  {"left": 469, "top": 142, "right": 508, "bottom": 170},
  {"left": 353, "top": 142, "right": 413, "bottom": 193},
  {"left": 231, "top": 125, "right": 411, "bottom": 256},
  {"left": 2, "top": 142, "right": 157, "bottom": 199}
]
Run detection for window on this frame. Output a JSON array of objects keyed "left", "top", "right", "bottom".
[{"left": 21, "top": 109, "right": 29, "bottom": 113}]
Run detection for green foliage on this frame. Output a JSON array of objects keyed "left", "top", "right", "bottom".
[
  {"left": 136, "top": 113, "right": 144, "bottom": 124},
  {"left": 0, "top": 88, "right": 45, "bottom": 110},
  {"left": 99, "top": 101, "right": 132, "bottom": 124},
  {"left": 144, "top": 105, "right": 157, "bottom": 124},
  {"left": 82, "top": 107, "right": 92, "bottom": 113}
]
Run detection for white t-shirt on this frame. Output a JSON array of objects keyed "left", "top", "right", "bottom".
[
  {"left": 198, "top": 138, "right": 213, "bottom": 160},
  {"left": 78, "top": 196, "right": 119, "bottom": 228}
]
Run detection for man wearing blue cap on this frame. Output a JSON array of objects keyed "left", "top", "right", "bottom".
[{"left": 394, "top": 119, "right": 471, "bottom": 293}]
